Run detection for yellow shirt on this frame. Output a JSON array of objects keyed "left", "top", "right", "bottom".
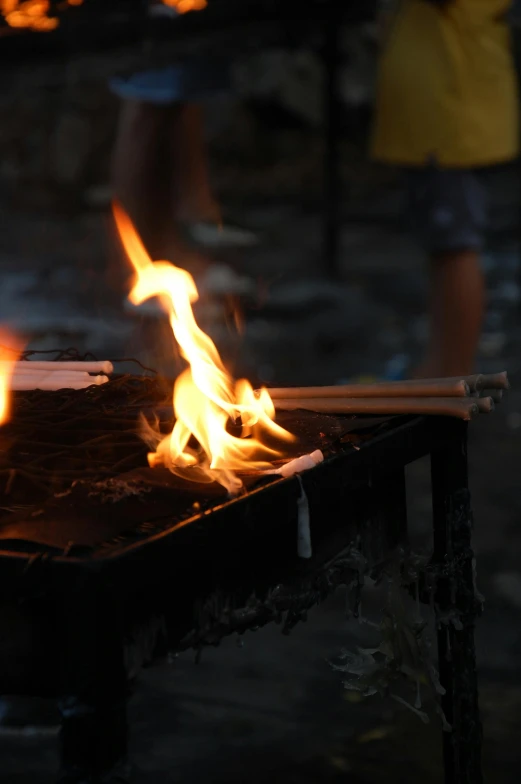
[{"left": 371, "top": 0, "right": 519, "bottom": 167}]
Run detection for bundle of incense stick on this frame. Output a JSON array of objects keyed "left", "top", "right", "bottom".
[
  {"left": 264, "top": 372, "right": 509, "bottom": 421},
  {"left": 3, "top": 360, "right": 113, "bottom": 391}
]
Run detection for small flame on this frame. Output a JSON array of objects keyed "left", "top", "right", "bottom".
[
  {"left": 0, "top": 329, "right": 22, "bottom": 425},
  {"left": 113, "top": 203, "right": 293, "bottom": 494},
  {"left": 1, "top": 0, "right": 82, "bottom": 31},
  {"left": 161, "top": 0, "right": 207, "bottom": 13},
  {"left": 1, "top": 0, "right": 58, "bottom": 30},
  {"left": 0, "top": 0, "right": 201, "bottom": 31}
]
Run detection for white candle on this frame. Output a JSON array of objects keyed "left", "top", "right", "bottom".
[
  {"left": 4, "top": 360, "right": 114, "bottom": 374},
  {"left": 263, "top": 450, "right": 323, "bottom": 559},
  {"left": 11, "top": 367, "right": 92, "bottom": 376},
  {"left": 271, "top": 450, "right": 324, "bottom": 478},
  {"left": 10, "top": 375, "right": 109, "bottom": 391},
  {"left": 12, "top": 371, "right": 92, "bottom": 383}
]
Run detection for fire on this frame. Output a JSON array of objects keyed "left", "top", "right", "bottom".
[
  {"left": 161, "top": 0, "right": 208, "bottom": 12},
  {"left": 113, "top": 203, "right": 294, "bottom": 494},
  {"left": 0, "top": 0, "right": 82, "bottom": 31},
  {"left": 0, "top": 330, "right": 22, "bottom": 425},
  {"left": 0, "top": 0, "right": 202, "bottom": 30},
  {"left": 1, "top": 0, "right": 58, "bottom": 30}
]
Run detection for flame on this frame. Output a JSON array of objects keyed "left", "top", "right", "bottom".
[
  {"left": 1, "top": 0, "right": 58, "bottom": 30},
  {"left": 0, "top": 329, "right": 22, "bottom": 425},
  {"left": 161, "top": 0, "right": 207, "bottom": 12},
  {"left": 113, "top": 202, "right": 293, "bottom": 494},
  {"left": 0, "top": 0, "right": 82, "bottom": 31},
  {"left": 0, "top": 0, "right": 202, "bottom": 31}
]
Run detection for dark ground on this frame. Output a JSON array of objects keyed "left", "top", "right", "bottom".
[{"left": 1, "top": 108, "right": 521, "bottom": 783}]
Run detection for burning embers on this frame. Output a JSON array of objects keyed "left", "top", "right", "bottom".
[{"left": 113, "top": 203, "right": 294, "bottom": 495}]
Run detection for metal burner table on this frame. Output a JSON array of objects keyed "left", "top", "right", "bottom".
[{"left": 0, "top": 414, "right": 482, "bottom": 784}]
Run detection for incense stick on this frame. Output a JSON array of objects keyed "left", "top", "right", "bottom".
[
  {"left": 474, "top": 396, "right": 495, "bottom": 414},
  {"left": 473, "top": 372, "right": 509, "bottom": 391},
  {"left": 265, "top": 378, "right": 470, "bottom": 400},
  {"left": 484, "top": 390, "right": 503, "bottom": 404},
  {"left": 273, "top": 397, "right": 481, "bottom": 420},
  {"left": 435, "top": 372, "right": 509, "bottom": 391}
]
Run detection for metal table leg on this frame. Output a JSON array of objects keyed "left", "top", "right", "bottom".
[
  {"left": 431, "top": 421, "right": 483, "bottom": 784},
  {"left": 57, "top": 576, "right": 129, "bottom": 783},
  {"left": 370, "top": 466, "right": 408, "bottom": 562}
]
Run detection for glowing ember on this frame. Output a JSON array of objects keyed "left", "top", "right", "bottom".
[
  {"left": 113, "top": 203, "right": 294, "bottom": 494},
  {"left": 0, "top": 330, "right": 22, "bottom": 425}
]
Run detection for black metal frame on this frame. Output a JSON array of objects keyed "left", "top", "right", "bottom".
[
  {"left": 0, "top": 415, "right": 483, "bottom": 783},
  {"left": 431, "top": 428, "right": 483, "bottom": 784},
  {"left": 322, "top": 0, "right": 343, "bottom": 278}
]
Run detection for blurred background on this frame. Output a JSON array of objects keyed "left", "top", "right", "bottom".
[{"left": 1, "top": 1, "right": 521, "bottom": 782}]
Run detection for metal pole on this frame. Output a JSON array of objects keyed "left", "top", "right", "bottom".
[
  {"left": 431, "top": 420, "right": 483, "bottom": 784},
  {"left": 323, "top": 0, "right": 342, "bottom": 279}
]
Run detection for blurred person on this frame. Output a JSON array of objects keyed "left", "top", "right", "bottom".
[
  {"left": 371, "top": 0, "right": 519, "bottom": 377},
  {"left": 110, "top": 0, "right": 257, "bottom": 265}
]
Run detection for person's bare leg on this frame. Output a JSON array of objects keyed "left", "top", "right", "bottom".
[
  {"left": 416, "top": 249, "right": 485, "bottom": 378},
  {"left": 111, "top": 99, "right": 171, "bottom": 258},
  {"left": 168, "top": 103, "right": 220, "bottom": 224}
]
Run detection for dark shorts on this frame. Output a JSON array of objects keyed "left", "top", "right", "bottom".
[
  {"left": 110, "top": 59, "right": 231, "bottom": 105},
  {"left": 403, "top": 165, "right": 488, "bottom": 254}
]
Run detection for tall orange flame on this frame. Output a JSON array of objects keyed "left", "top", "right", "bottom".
[
  {"left": 113, "top": 203, "right": 293, "bottom": 494},
  {"left": 0, "top": 329, "right": 22, "bottom": 425}
]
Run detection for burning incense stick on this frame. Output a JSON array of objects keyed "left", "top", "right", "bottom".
[
  {"left": 273, "top": 397, "right": 482, "bottom": 420},
  {"left": 265, "top": 378, "right": 470, "bottom": 400}
]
